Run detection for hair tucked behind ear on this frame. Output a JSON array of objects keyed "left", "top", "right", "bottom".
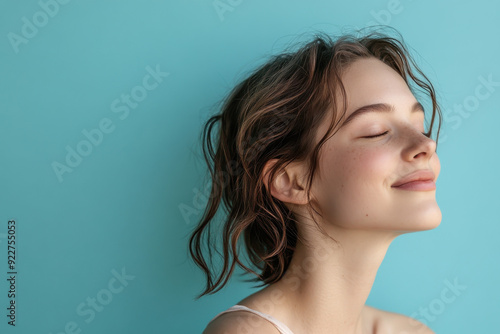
[{"left": 188, "top": 26, "right": 442, "bottom": 299}]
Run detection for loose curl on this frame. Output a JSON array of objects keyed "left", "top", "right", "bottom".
[{"left": 188, "top": 26, "right": 442, "bottom": 299}]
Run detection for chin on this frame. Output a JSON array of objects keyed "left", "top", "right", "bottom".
[
  {"left": 419, "top": 212, "right": 442, "bottom": 230},
  {"left": 387, "top": 200, "right": 442, "bottom": 233},
  {"left": 406, "top": 206, "right": 442, "bottom": 232}
]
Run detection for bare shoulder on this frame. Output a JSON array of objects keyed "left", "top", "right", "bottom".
[
  {"left": 203, "top": 311, "right": 281, "bottom": 334},
  {"left": 365, "top": 305, "right": 435, "bottom": 334}
]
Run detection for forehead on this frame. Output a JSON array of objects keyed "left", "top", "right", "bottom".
[{"left": 340, "top": 57, "right": 414, "bottom": 113}]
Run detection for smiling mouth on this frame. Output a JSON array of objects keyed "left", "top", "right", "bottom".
[
  {"left": 391, "top": 179, "right": 436, "bottom": 191},
  {"left": 391, "top": 169, "right": 436, "bottom": 191}
]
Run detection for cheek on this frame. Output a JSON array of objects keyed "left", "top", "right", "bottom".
[
  {"left": 338, "top": 147, "right": 394, "bottom": 191},
  {"left": 317, "top": 146, "right": 395, "bottom": 222}
]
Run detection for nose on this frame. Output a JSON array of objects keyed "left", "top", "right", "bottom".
[{"left": 402, "top": 129, "right": 437, "bottom": 161}]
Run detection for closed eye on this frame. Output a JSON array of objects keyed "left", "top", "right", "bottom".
[
  {"left": 363, "top": 131, "right": 388, "bottom": 138},
  {"left": 363, "top": 130, "right": 429, "bottom": 139}
]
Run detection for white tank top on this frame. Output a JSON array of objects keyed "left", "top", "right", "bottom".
[{"left": 208, "top": 304, "right": 295, "bottom": 334}]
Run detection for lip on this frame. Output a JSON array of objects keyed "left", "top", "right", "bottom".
[{"left": 391, "top": 169, "right": 436, "bottom": 191}]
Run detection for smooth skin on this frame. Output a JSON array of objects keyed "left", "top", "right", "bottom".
[{"left": 204, "top": 57, "right": 440, "bottom": 334}]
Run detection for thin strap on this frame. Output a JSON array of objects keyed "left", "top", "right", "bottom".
[{"left": 208, "top": 304, "right": 295, "bottom": 334}]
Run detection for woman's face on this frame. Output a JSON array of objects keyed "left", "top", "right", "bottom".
[{"left": 312, "top": 57, "right": 441, "bottom": 232}]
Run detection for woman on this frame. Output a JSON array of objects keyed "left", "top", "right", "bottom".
[{"left": 189, "top": 27, "right": 442, "bottom": 334}]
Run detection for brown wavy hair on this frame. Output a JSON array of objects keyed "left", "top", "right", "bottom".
[{"left": 188, "top": 27, "right": 442, "bottom": 299}]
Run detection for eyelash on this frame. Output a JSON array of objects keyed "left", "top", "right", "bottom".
[
  {"left": 364, "top": 131, "right": 388, "bottom": 138},
  {"left": 364, "top": 131, "right": 429, "bottom": 139}
]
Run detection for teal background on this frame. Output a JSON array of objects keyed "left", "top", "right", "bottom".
[{"left": 0, "top": 0, "right": 498, "bottom": 333}]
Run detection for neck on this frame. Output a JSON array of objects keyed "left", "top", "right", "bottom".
[{"left": 275, "top": 226, "right": 399, "bottom": 334}]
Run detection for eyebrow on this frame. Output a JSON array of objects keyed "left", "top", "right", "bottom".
[{"left": 340, "top": 101, "right": 425, "bottom": 128}]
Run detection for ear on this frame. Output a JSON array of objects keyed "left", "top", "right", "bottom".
[{"left": 261, "top": 159, "right": 309, "bottom": 205}]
